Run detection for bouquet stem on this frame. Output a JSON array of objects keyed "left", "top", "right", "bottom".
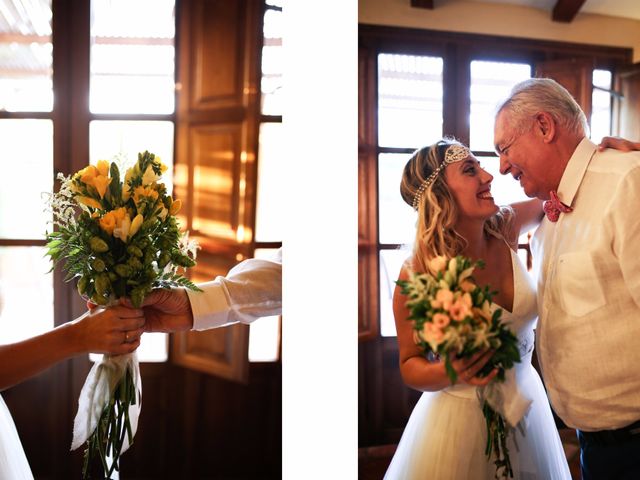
[
  {"left": 482, "top": 402, "right": 513, "bottom": 479},
  {"left": 73, "top": 353, "right": 141, "bottom": 480}
]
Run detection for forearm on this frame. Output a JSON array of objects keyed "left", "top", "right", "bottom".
[
  {"left": 0, "top": 321, "right": 82, "bottom": 391},
  {"left": 400, "top": 355, "right": 452, "bottom": 392}
]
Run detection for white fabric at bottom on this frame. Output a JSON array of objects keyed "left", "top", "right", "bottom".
[
  {"left": 384, "top": 354, "right": 570, "bottom": 480},
  {"left": 0, "top": 395, "right": 34, "bottom": 480}
]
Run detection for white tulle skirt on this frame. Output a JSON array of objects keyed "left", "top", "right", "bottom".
[
  {"left": 0, "top": 395, "right": 34, "bottom": 480},
  {"left": 384, "top": 354, "right": 571, "bottom": 480}
]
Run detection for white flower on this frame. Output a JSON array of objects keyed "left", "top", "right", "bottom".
[{"left": 142, "top": 165, "right": 161, "bottom": 185}]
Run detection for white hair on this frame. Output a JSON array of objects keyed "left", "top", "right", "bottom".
[{"left": 496, "top": 78, "right": 589, "bottom": 137}]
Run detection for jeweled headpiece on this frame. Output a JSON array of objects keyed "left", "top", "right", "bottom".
[{"left": 412, "top": 144, "right": 471, "bottom": 210}]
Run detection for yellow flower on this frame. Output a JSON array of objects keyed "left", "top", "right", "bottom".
[
  {"left": 78, "top": 165, "right": 98, "bottom": 184},
  {"left": 129, "top": 214, "right": 144, "bottom": 238},
  {"left": 99, "top": 211, "right": 117, "bottom": 235},
  {"left": 76, "top": 195, "right": 102, "bottom": 210},
  {"left": 169, "top": 198, "right": 182, "bottom": 215},
  {"left": 99, "top": 207, "right": 127, "bottom": 237},
  {"left": 133, "top": 185, "right": 158, "bottom": 204},
  {"left": 96, "top": 159, "right": 110, "bottom": 177},
  {"left": 113, "top": 212, "right": 131, "bottom": 242},
  {"left": 154, "top": 157, "right": 168, "bottom": 173},
  {"left": 92, "top": 174, "right": 112, "bottom": 199}
]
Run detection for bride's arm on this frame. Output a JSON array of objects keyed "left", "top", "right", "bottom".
[
  {"left": 393, "top": 267, "right": 497, "bottom": 392},
  {"left": 508, "top": 199, "right": 544, "bottom": 240},
  {"left": 0, "top": 306, "right": 144, "bottom": 391}
]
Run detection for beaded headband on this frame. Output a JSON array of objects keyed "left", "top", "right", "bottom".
[{"left": 411, "top": 144, "right": 471, "bottom": 210}]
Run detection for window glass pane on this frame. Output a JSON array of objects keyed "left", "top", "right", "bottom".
[
  {"left": 261, "top": 8, "right": 283, "bottom": 115},
  {"left": 255, "top": 123, "right": 283, "bottom": 242},
  {"left": 0, "top": 0, "right": 53, "bottom": 112},
  {"left": 90, "top": 0, "right": 175, "bottom": 114},
  {"left": 248, "top": 248, "right": 281, "bottom": 362},
  {"left": 0, "top": 247, "right": 53, "bottom": 344},
  {"left": 89, "top": 120, "right": 175, "bottom": 193},
  {"left": 469, "top": 61, "right": 531, "bottom": 151},
  {"left": 379, "top": 248, "right": 410, "bottom": 337},
  {"left": 378, "top": 153, "right": 417, "bottom": 246},
  {"left": 0, "top": 119, "right": 53, "bottom": 239},
  {"left": 590, "top": 69, "right": 612, "bottom": 143},
  {"left": 378, "top": 54, "right": 443, "bottom": 148}
]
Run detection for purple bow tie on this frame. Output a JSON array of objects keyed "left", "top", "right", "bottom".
[{"left": 543, "top": 190, "right": 572, "bottom": 222}]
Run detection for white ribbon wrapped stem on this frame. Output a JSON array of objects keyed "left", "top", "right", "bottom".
[
  {"left": 71, "top": 352, "right": 142, "bottom": 455},
  {"left": 478, "top": 368, "right": 531, "bottom": 428}
]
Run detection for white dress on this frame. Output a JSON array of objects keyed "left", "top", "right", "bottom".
[
  {"left": 0, "top": 395, "right": 34, "bottom": 479},
  {"left": 385, "top": 249, "right": 572, "bottom": 480}
]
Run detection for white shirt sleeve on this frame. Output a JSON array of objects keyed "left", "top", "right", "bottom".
[{"left": 186, "top": 249, "right": 282, "bottom": 330}]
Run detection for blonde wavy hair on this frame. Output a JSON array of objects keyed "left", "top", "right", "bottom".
[{"left": 400, "top": 138, "right": 515, "bottom": 274}]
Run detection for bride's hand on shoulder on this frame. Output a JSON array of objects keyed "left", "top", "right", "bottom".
[
  {"left": 72, "top": 306, "right": 145, "bottom": 355},
  {"left": 598, "top": 136, "right": 640, "bottom": 152},
  {"left": 450, "top": 349, "right": 498, "bottom": 386}
]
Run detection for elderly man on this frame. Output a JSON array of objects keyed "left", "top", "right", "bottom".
[{"left": 494, "top": 78, "right": 640, "bottom": 479}]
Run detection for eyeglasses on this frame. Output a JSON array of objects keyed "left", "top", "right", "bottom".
[{"left": 495, "top": 131, "right": 526, "bottom": 157}]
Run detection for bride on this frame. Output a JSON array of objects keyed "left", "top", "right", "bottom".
[
  {"left": 0, "top": 293, "right": 145, "bottom": 479},
  {"left": 384, "top": 138, "right": 570, "bottom": 479}
]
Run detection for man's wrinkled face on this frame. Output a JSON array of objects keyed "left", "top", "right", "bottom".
[{"left": 494, "top": 110, "right": 552, "bottom": 200}]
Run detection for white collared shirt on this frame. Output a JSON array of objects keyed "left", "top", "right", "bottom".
[
  {"left": 531, "top": 138, "right": 640, "bottom": 431},
  {"left": 186, "top": 249, "right": 282, "bottom": 330}
]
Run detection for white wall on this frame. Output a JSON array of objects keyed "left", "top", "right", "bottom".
[{"left": 359, "top": 0, "right": 640, "bottom": 63}]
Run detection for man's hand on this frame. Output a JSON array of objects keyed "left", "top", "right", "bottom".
[
  {"left": 598, "top": 136, "right": 640, "bottom": 152},
  {"left": 121, "top": 288, "right": 194, "bottom": 333}
]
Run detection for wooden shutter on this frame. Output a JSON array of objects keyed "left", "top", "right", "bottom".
[
  {"left": 535, "top": 58, "right": 594, "bottom": 121},
  {"left": 172, "top": 0, "right": 263, "bottom": 383},
  {"left": 615, "top": 63, "right": 640, "bottom": 139},
  {"left": 358, "top": 45, "right": 379, "bottom": 340}
]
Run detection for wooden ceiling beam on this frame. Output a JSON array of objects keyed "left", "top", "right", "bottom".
[
  {"left": 410, "top": 0, "right": 434, "bottom": 9},
  {"left": 552, "top": 0, "right": 587, "bottom": 22}
]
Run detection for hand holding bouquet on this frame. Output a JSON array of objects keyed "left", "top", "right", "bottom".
[
  {"left": 397, "top": 255, "right": 521, "bottom": 479},
  {"left": 45, "top": 151, "right": 200, "bottom": 478}
]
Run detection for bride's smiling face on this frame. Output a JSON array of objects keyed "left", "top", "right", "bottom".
[{"left": 443, "top": 156, "right": 499, "bottom": 221}]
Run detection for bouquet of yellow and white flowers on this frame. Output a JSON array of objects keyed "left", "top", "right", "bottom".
[
  {"left": 397, "top": 255, "right": 522, "bottom": 479},
  {"left": 45, "top": 151, "right": 200, "bottom": 479}
]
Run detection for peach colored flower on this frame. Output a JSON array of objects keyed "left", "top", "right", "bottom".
[
  {"left": 429, "top": 255, "right": 447, "bottom": 273},
  {"left": 460, "top": 279, "right": 476, "bottom": 293},
  {"left": 449, "top": 299, "right": 471, "bottom": 321},
  {"left": 434, "top": 288, "right": 454, "bottom": 310},
  {"left": 421, "top": 322, "right": 444, "bottom": 350},
  {"left": 432, "top": 313, "right": 451, "bottom": 329},
  {"left": 460, "top": 292, "right": 473, "bottom": 309}
]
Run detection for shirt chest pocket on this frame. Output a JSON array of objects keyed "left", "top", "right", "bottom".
[{"left": 554, "top": 251, "right": 606, "bottom": 317}]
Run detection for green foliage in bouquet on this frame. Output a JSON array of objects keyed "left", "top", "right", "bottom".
[
  {"left": 397, "top": 255, "right": 521, "bottom": 479},
  {"left": 45, "top": 151, "right": 200, "bottom": 308},
  {"left": 44, "top": 151, "right": 201, "bottom": 479}
]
